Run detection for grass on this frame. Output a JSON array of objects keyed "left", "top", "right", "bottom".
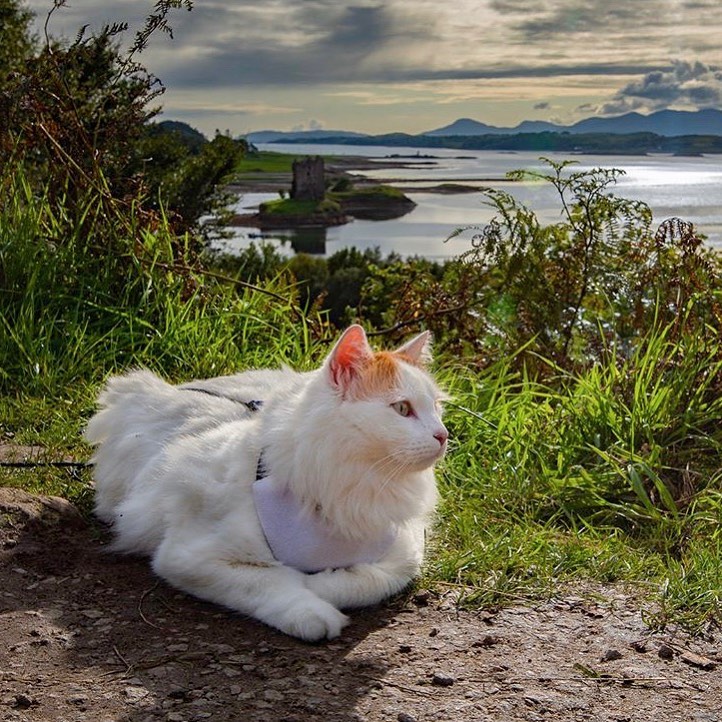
[
  {"left": 428, "top": 340, "right": 722, "bottom": 630},
  {"left": 259, "top": 197, "right": 342, "bottom": 217},
  {"left": 234, "top": 150, "right": 340, "bottom": 175},
  {"left": 2, "top": 166, "right": 721, "bottom": 633},
  {"left": 330, "top": 184, "right": 410, "bottom": 201}
]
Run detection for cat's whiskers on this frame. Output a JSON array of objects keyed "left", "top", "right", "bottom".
[
  {"left": 373, "top": 456, "right": 414, "bottom": 499},
  {"left": 357, "top": 452, "right": 405, "bottom": 491}
]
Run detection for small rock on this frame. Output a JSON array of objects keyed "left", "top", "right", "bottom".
[
  {"left": 630, "top": 640, "right": 649, "bottom": 653},
  {"left": 479, "top": 611, "right": 495, "bottom": 625},
  {"left": 398, "top": 714, "right": 418, "bottom": 722},
  {"left": 600, "top": 649, "right": 623, "bottom": 662},
  {"left": 13, "top": 694, "right": 37, "bottom": 709},
  {"left": 124, "top": 686, "right": 148, "bottom": 703},
  {"left": 431, "top": 673, "right": 455, "bottom": 687},
  {"left": 658, "top": 644, "right": 675, "bottom": 660},
  {"left": 473, "top": 635, "right": 500, "bottom": 648},
  {"left": 398, "top": 644, "right": 412, "bottom": 654},
  {"left": 412, "top": 590, "right": 431, "bottom": 607},
  {"left": 681, "top": 651, "right": 717, "bottom": 670}
]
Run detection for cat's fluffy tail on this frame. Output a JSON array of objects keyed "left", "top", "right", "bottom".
[
  {"left": 85, "top": 370, "right": 184, "bottom": 523},
  {"left": 87, "top": 369, "right": 258, "bottom": 525}
]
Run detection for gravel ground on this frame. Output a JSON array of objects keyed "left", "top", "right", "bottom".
[{"left": 1, "top": 486, "right": 720, "bottom": 722}]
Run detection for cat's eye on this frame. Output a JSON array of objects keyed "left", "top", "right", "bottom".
[{"left": 391, "top": 400, "right": 413, "bottom": 417}]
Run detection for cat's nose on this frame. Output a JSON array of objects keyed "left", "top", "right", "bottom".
[{"left": 433, "top": 429, "right": 448, "bottom": 446}]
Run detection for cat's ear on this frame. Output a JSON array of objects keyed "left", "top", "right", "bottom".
[
  {"left": 395, "top": 330, "right": 432, "bottom": 366},
  {"left": 325, "top": 325, "right": 373, "bottom": 391}
]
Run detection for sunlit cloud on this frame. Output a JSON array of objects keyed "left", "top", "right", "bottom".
[
  {"left": 593, "top": 60, "right": 722, "bottom": 115},
  {"left": 24, "top": 0, "right": 722, "bottom": 134}
]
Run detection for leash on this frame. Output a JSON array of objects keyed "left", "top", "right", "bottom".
[
  {"left": 181, "top": 387, "right": 264, "bottom": 412},
  {"left": 0, "top": 460, "right": 91, "bottom": 469},
  {"left": 1, "top": 391, "right": 264, "bottom": 471}
]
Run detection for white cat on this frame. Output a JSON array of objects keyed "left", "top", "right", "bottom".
[{"left": 85, "top": 325, "right": 448, "bottom": 641}]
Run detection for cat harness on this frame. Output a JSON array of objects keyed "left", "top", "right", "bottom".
[{"left": 253, "top": 473, "right": 397, "bottom": 574}]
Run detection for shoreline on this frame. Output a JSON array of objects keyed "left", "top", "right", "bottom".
[{"left": 228, "top": 154, "right": 511, "bottom": 196}]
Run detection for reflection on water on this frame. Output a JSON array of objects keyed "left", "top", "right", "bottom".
[
  {"left": 217, "top": 225, "right": 330, "bottom": 256},
  {"left": 277, "top": 227, "right": 329, "bottom": 255},
  {"left": 216, "top": 147, "right": 722, "bottom": 259}
]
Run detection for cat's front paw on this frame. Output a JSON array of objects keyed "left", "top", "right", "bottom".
[{"left": 266, "top": 598, "right": 350, "bottom": 642}]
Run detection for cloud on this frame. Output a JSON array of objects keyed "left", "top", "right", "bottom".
[
  {"left": 501, "top": 0, "right": 719, "bottom": 41},
  {"left": 146, "top": 3, "right": 445, "bottom": 88},
  {"left": 594, "top": 60, "right": 722, "bottom": 115},
  {"left": 291, "top": 119, "right": 325, "bottom": 131}
]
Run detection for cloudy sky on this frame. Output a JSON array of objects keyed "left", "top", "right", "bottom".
[{"left": 26, "top": 0, "right": 722, "bottom": 136}]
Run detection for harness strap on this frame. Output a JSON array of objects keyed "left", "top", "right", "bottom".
[{"left": 181, "top": 386, "right": 264, "bottom": 412}]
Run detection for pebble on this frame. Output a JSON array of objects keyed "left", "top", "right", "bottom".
[
  {"left": 658, "top": 644, "right": 675, "bottom": 660},
  {"left": 123, "top": 687, "right": 148, "bottom": 704},
  {"left": 600, "top": 648, "right": 623, "bottom": 662},
  {"left": 413, "top": 590, "right": 431, "bottom": 606},
  {"left": 398, "top": 714, "right": 418, "bottom": 722},
  {"left": 431, "top": 673, "right": 455, "bottom": 687},
  {"left": 474, "top": 635, "right": 500, "bottom": 648},
  {"left": 13, "top": 694, "right": 36, "bottom": 709}
]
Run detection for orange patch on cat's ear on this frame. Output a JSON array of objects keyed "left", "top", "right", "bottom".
[
  {"left": 327, "top": 325, "right": 373, "bottom": 391},
  {"left": 350, "top": 352, "right": 400, "bottom": 399}
]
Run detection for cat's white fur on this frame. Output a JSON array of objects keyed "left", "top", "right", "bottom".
[{"left": 85, "top": 325, "right": 447, "bottom": 641}]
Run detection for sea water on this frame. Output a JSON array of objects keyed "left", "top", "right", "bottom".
[{"left": 216, "top": 145, "right": 722, "bottom": 259}]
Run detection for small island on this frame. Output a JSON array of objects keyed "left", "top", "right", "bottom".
[{"left": 228, "top": 153, "right": 416, "bottom": 230}]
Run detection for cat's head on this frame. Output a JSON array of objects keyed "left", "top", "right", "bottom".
[{"left": 322, "top": 325, "right": 448, "bottom": 472}]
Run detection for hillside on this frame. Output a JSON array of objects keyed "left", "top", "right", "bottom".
[
  {"left": 248, "top": 109, "right": 722, "bottom": 148},
  {"left": 271, "top": 130, "right": 722, "bottom": 155}
]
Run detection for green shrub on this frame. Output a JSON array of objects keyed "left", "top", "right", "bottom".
[{"left": 362, "top": 159, "right": 722, "bottom": 373}]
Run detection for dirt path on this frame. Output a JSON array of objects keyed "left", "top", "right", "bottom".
[{"left": 1, "top": 487, "right": 720, "bottom": 722}]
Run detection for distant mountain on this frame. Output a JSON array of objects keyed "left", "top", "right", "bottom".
[
  {"left": 424, "top": 118, "right": 505, "bottom": 136},
  {"left": 425, "top": 117, "right": 568, "bottom": 136},
  {"left": 570, "top": 109, "right": 722, "bottom": 135},
  {"left": 424, "top": 108, "right": 722, "bottom": 137},
  {"left": 245, "top": 129, "right": 370, "bottom": 144}
]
